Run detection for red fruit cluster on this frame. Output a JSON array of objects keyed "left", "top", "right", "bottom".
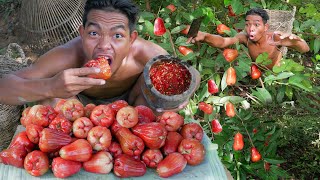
[
  {"left": 149, "top": 60, "right": 191, "bottom": 96},
  {"left": 84, "top": 56, "right": 112, "bottom": 80},
  {"left": 0, "top": 99, "right": 206, "bottom": 178}
]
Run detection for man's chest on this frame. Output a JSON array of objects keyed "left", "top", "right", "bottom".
[{"left": 248, "top": 43, "right": 281, "bottom": 61}]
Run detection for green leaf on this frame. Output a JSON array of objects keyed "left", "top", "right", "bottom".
[
  {"left": 138, "top": 12, "right": 155, "bottom": 22},
  {"left": 272, "top": 59, "right": 304, "bottom": 73},
  {"left": 144, "top": 20, "right": 154, "bottom": 36},
  {"left": 251, "top": 88, "right": 272, "bottom": 105},
  {"left": 288, "top": 74, "right": 313, "bottom": 92},
  {"left": 220, "top": 96, "right": 245, "bottom": 104},
  {"left": 200, "top": 58, "right": 215, "bottom": 68},
  {"left": 264, "top": 158, "right": 286, "bottom": 164},
  {"left": 221, "top": 70, "right": 227, "bottom": 92},
  {"left": 264, "top": 72, "right": 294, "bottom": 83},
  {"left": 285, "top": 86, "right": 293, "bottom": 100},
  {"left": 313, "top": 38, "right": 320, "bottom": 54},
  {"left": 276, "top": 86, "right": 285, "bottom": 103},
  {"left": 170, "top": 26, "right": 184, "bottom": 34},
  {"left": 255, "top": 52, "right": 272, "bottom": 66}
]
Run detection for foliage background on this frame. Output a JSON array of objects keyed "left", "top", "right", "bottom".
[
  {"left": 0, "top": 0, "right": 319, "bottom": 179},
  {"left": 133, "top": 0, "right": 320, "bottom": 179}
]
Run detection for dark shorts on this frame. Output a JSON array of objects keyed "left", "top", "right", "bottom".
[{"left": 77, "top": 91, "right": 129, "bottom": 106}]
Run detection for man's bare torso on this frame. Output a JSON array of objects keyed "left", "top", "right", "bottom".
[{"left": 242, "top": 32, "right": 282, "bottom": 68}]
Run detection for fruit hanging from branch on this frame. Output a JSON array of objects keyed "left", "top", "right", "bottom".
[
  {"left": 233, "top": 132, "right": 244, "bottom": 151},
  {"left": 208, "top": 79, "right": 219, "bottom": 94},
  {"left": 223, "top": 49, "right": 238, "bottom": 63},
  {"left": 226, "top": 67, "right": 236, "bottom": 86},
  {"left": 251, "top": 64, "right": 262, "bottom": 80},
  {"left": 217, "top": 24, "right": 230, "bottom": 35},
  {"left": 154, "top": 17, "right": 166, "bottom": 36}
]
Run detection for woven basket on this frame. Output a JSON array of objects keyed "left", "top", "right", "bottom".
[
  {"left": 0, "top": 43, "right": 30, "bottom": 151},
  {"left": 265, "top": 6, "right": 296, "bottom": 56},
  {"left": 19, "top": 0, "right": 86, "bottom": 55}
]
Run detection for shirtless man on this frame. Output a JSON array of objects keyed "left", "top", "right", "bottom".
[
  {"left": 0, "top": 0, "right": 185, "bottom": 111},
  {"left": 188, "top": 8, "right": 310, "bottom": 69}
]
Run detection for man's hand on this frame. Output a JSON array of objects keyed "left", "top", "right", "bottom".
[
  {"left": 186, "top": 31, "right": 207, "bottom": 44},
  {"left": 49, "top": 67, "right": 106, "bottom": 99},
  {"left": 268, "top": 31, "right": 303, "bottom": 46}
]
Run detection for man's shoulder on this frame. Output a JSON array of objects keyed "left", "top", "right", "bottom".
[{"left": 131, "top": 37, "right": 168, "bottom": 64}]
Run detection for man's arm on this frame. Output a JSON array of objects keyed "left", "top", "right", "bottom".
[
  {"left": 187, "top": 31, "right": 247, "bottom": 48},
  {"left": 0, "top": 38, "right": 105, "bottom": 105},
  {"left": 270, "top": 31, "right": 310, "bottom": 53}
]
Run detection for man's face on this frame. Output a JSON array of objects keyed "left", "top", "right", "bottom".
[
  {"left": 245, "top": 15, "right": 268, "bottom": 42},
  {"left": 79, "top": 10, "right": 137, "bottom": 74}
]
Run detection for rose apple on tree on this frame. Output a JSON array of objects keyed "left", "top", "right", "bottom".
[
  {"left": 154, "top": 17, "right": 166, "bottom": 36},
  {"left": 233, "top": 132, "right": 244, "bottom": 151},
  {"left": 166, "top": 4, "right": 176, "bottom": 12},
  {"left": 217, "top": 24, "right": 230, "bottom": 35},
  {"left": 225, "top": 101, "right": 236, "bottom": 117},
  {"left": 226, "top": 67, "right": 236, "bottom": 86},
  {"left": 251, "top": 64, "right": 262, "bottom": 79},
  {"left": 211, "top": 119, "right": 222, "bottom": 134},
  {"left": 223, "top": 49, "right": 238, "bottom": 62},
  {"left": 251, "top": 147, "right": 262, "bottom": 162},
  {"left": 178, "top": 46, "right": 193, "bottom": 56},
  {"left": 180, "top": 25, "right": 190, "bottom": 35},
  {"left": 198, "top": 101, "right": 213, "bottom": 114},
  {"left": 208, "top": 79, "right": 219, "bottom": 94}
]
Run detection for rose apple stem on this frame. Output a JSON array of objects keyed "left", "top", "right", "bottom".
[
  {"left": 168, "top": 30, "right": 177, "bottom": 57},
  {"left": 236, "top": 114, "right": 254, "bottom": 147},
  {"left": 258, "top": 77, "right": 265, "bottom": 89}
]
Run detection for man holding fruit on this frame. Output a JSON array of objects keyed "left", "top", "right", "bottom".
[
  {"left": 187, "top": 8, "right": 310, "bottom": 69},
  {"left": 0, "top": 0, "right": 192, "bottom": 112}
]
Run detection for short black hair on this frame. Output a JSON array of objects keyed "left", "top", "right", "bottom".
[
  {"left": 82, "top": 0, "right": 139, "bottom": 32},
  {"left": 245, "top": 8, "right": 269, "bottom": 24}
]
